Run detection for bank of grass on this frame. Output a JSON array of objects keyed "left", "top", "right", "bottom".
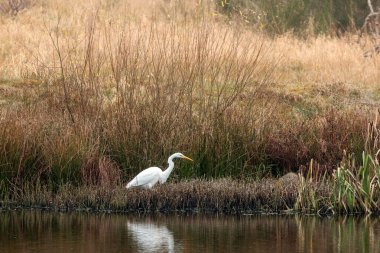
[
  {"left": 0, "top": 159, "right": 376, "bottom": 215},
  {"left": 0, "top": 177, "right": 316, "bottom": 214},
  {"left": 2, "top": 153, "right": 380, "bottom": 215},
  {"left": 0, "top": 0, "right": 380, "bottom": 214}
]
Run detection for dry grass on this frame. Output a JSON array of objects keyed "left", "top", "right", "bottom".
[
  {"left": 1, "top": 178, "right": 306, "bottom": 213},
  {"left": 0, "top": 1, "right": 276, "bottom": 185},
  {"left": 0, "top": 0, "right": 379, "bottom": 195}
]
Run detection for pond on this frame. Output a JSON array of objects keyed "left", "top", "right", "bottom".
[{"left": 0, "top": 210, "right": 379, "bottom": 253}]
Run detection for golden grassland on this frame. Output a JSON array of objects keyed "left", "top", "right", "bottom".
[{"left": 0, "top": 0, "right": 380, "bottom": 213}]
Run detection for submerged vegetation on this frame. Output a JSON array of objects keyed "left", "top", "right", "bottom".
[{"left": 0, "top": 0, "right": 380, "bottom": 214}]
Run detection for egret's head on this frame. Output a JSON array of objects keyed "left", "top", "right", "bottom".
[{"left": 172, "top": 152, "right": 193, "bottom": 161}]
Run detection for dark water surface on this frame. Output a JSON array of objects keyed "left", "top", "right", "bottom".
[{"left": 0, "top": 210, "right": 379, "bottom": 253}]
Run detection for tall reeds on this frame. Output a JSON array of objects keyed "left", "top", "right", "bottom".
[
  {"left": 332, "top": 114, "right": 380, "bottom": 213},
  {"left": 0, "top": 15, "right": 279, "bottom": 189},
  {"left": 0, "top": 1, "right": 379, "bottom": 212}
]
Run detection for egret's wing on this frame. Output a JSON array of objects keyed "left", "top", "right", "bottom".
[{"left": 126, "top": 167, "right": 161, "bottom": 188}]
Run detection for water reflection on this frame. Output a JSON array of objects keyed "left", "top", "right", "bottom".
[
  {"left": 127, "top": 221, "right": 175, "bottom": 253},
  {"left": 0, "top": 210, "right": 379, "bottom": 253}
]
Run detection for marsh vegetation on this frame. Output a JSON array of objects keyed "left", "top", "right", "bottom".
[{"left": 0, "top": 0, "right": 380, "bottom": 214}]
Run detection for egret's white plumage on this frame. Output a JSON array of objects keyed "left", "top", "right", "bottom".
[{"left": 126, "top": 153, "right": 193, "bottom": 189}]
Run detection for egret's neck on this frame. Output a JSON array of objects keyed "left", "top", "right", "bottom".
[{"left": 161, "top": 155, "right": 176, "bottom": 183}]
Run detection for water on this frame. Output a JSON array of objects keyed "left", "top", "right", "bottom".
[{"left": 0, "top": 210, "right": 379, "bottom": 253}]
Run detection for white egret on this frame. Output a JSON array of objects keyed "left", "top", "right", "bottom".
[{"left": 126, "top": 153, "right": 193, "bottom": 189}]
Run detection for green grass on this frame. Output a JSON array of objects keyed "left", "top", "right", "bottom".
[
  {"left": 333, "top": 151, "right": 380, "bottom": 213},
  {"left": 216, "top": 0, "right": 370, "bottom": 35}
]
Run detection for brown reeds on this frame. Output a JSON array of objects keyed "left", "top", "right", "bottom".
[
  {"left": 267, "top": 109, "right": 368, "bottom": 174},
  {"left": 1, "top": 11, "right": 376, "bottom": 186},
  {"left": 0, "top": 0, "right": 380, "bottom": 214},
  {"left": 1, "top": 178, "right": 306, "bottom": 213},
  {"left": 0, "top": 11, "right": 280, "bottom": 187}
]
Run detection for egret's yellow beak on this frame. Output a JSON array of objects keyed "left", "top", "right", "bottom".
[{"left": 181, "top": 155, "right": 193, "bottom": 161}]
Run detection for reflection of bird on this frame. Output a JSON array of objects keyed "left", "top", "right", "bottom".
[
  {"left": 126, "top": 153, "right": 193, "bottom": 189},
  {"left": 127, "top": 221, "right": 175, "bottom": 253}
]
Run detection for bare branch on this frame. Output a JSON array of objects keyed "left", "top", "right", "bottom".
[
  {"left": 368, "top": 0, "right": 375, "bottom": 14},
  {"left": 358, "top": 0, "right": 380, "bottom": 57}
]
